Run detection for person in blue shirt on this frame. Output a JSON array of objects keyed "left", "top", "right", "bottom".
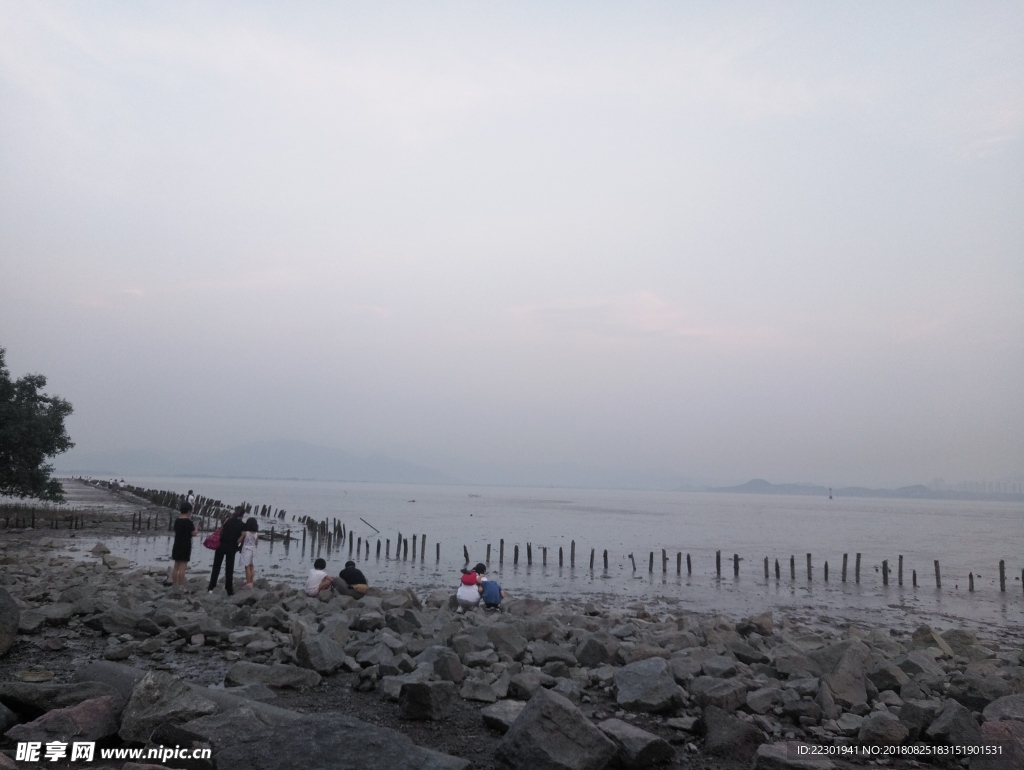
[{"left": 480, "top": 578, "right": 507, "bottom": 609}]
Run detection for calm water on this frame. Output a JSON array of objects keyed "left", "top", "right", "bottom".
[{"left": 98, "top": 477, "right": 1023, "bottom": 633}]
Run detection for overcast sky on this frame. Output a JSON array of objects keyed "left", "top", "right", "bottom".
[{"left": 1, "top": 1, "right": 1021, "bottom": 487}]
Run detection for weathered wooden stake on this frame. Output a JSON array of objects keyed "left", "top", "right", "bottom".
[
  {"left": 824, "top": 561, "right": 829, "bottom": 581},
  {"left": 969, "top": 572, "right": 974, "bottom": 592},
  {"left": 486, "top": 544, "right": 491, "bottom": 564},
  {"left": 733, "top": 553, "right": 739, "bottom": 577},
  {"left": 527, "top": 543, "right": 532, "bottom": 566},
  {"left": 913, "top": 569, "right": 917, "bottom": 587},
  {"left": 571, "top": 540, "right": 576, "bottom": 568},
  {"left": 436, "top": 543, "right": 440, "bottom": 562},
  {"left": 999, "top": 560, "right": 1006, "bottom": 592},
  {"left": 629, "top": 553, "right": 636, "bottom": 571},
  {"left": 716, "top": 550, "right": 721, "bottom": 578},
  {"left": 605, "top": 550, "right": 610, "bottom": 570},
  {"left": 559, "top": 547, "right": 563, "bottom": 567},
  {"left": 514, "top": 545, "right": 519, "bottom": 565},
  {"left": 500, "top": 539, "right": 505, "bottom": 565},
  {"left": 412, "top": 534, "right": 417, "bottom": 559},
  {"left": 648, "top": 552, "right": 654, "bottom": 573},
  {"left": 463, "top": 545, "right": 470, "bottom": 564},
  {"left": 882, "top": 560, "right": 889, "bottom": 586},
  {"left": 934, "top": 560, "right": 941, "bottom": 588},
  {"left": 898, "top": 555, "right": 904, "bottom": 586},
  {"left": 842, "top": 553, "right": 848, "bottom": 582},
  {"left": 687, "top": 553, "right": 692, "bottom": 575},
  {"left": 386, "top": 539, "right": 390, "bottom": 558},
  {"left": 774, "top": 558, "right": 780, "bottom": 580},
  {"left": 590, "top": 549, "right": 595, "bottom": 570},
  {"left": 790, "top": 555, "right": 795, "bottom": 580},
  {"left": 855, "top": 553, "right": 861, "bottom": 584},
  {"left": 376, "top": 540, "right": 381, "bottom": 558},
  {"left": 764, "top": 557, "right": 769, "bottom": 579},
  {"left": 543, "top": 547, "right": 547, "bottom": 566},
  {"left": 663, "top": 549, "right": 668, "bottom": 574},
  {"left": 806, "top": 553, "right": 812, "bottom": 581}
]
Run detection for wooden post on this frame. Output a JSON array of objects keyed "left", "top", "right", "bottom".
[
  {"left": 882, "top": 560, "right": 889, "bottom": 586},
  {"left": 486, "top": 544, "right": 491, "bottom": 564},
  {"left": 500, "top": 539, "right": 504, "bottom": 565},
  {"left": 855, "top": 553, "right": 861, "bottom": 583},
  {"left": 514, "top": 544, "right": 519, "bottom": 565},
  {"left": 663, "top": 549, "right": 668, "bottom": 573},
  {"left": 386, "top": 539, "right": 390, "bottom": 558},
  {"left": 824, "top": 561, "right": 829, "bottom": 581},
  {"left": 412, "top": 534, "right": 417, "bottom": 559},
  {"left": 842, "top": 553, "right": 848, "bottom": 582},
  {"left": 774, "top": 558, "right": 780, "bottom": 580},
  {"left": 648, "top": 552, "right": 654, "bottom": 573},
  {"left": 677, "top": 552, "right": 682, "bottom": 575},
  {"left": 605, "top": 550, "right": 610, "bottom": 570},
  {"left": 806, "top": 553, "right": 812, "bottom": 581},
  {"left": 463, "top": 545, "right": 470, "bottom": 564},
  {"left": 913, "top": 569, "right": 917, "bottom": 588},
  {"left": 999, "top": 560, "right": 1006, "bottom": 592},
  {"left": 898, "top": 555, "right": 903, "bottom": 586},
  {"left": 527, "top": 543, "right": 532, "bottom": 566},
  {"left": 687, "top": 553, "right": 692, "bottom": 575},
  {"left": 590, "top": 549, "right": 595, "bottom": 570},
  {"left": 376, "top": 540, "right": 381, "bottom": 558},
  {"left": 716, "top": 550, "right": 721, "bottom": 578},
  {"left": 365, "top": 540, "right": 369, "bottom": 559},
  {"left": 790, "top": 555, "right": 795, "bottom": 580},
  {"left": 764, "top": 557, "right": 769, "bottom": 579},
  {"left": 421, "top": 534, "right": 425, "bottom": 560},
  {"left": 571, "top": 540, "right": 576, "bottom": 568},
  {"left": 543, "top": 547, "right": 547, "bottom": 566},
  {"left": 629, "top": 553, "right": 636, "bottom": 571},
  {"left": 559, "top": 547, "right": 563, "bottom": 566},
  {"left": 733, "top": 553, "right": 739, "bottom": 577},
  {"left": 436, "top": 543, "right": 440, "bottom": 562},
  {"left": 934, "top": 560, "right": 941, "bottom": 588},
  {"left": 969, "top": 572, "right": 974, "bottom": 592},
  {"left": 357, "top": 536, "right": 361, "bottom": 555}
]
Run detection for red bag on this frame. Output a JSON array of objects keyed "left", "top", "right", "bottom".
[
  {"left": 460, "top": 571, "right": 478, "bottom": 586},
  {"left": 203, "top": 527, "right": 222, "bottom": 550}
]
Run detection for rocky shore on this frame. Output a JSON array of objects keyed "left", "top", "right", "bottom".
[{"left": 0, "top": 491, "right": 1023, "bottom": 770}]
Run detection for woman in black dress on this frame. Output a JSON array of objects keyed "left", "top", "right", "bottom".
[{"left": 170, "top": 502, "right": 197, "bottom": 587}]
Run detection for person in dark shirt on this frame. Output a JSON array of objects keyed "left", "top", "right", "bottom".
[
  {"left": 337, "top": 560, "right": 368, "bottom": 598},
  {"left": 208, "top": 508, "right": 246, "bottom": 596},
  {"left": 169, "top": 503, "right": 197, "bottom": 588}
]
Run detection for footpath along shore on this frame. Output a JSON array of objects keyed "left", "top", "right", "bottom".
[{"left": 0, "top": 484, "right": 1022, "bottom": 770}]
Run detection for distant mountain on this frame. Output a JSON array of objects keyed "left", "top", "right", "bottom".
[
  {"left": 55, "top": 440, "right": 457, "bottom": 485},
  {"left": 709, "top": 478, "right": 1023, "bottom": 502}
]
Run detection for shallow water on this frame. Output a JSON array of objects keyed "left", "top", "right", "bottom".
[{"left": 85, "top": 477, "right": 1024, "bottom": 633}]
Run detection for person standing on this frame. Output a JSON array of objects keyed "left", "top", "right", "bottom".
[
  {"left": 186, "top": 489, "right": 196, "bottom": 508},
  {"left": 208, "top": 508, "right": 245, "bottom": 596},
  {"left": 240, "top": 518, "right": 259, "bottom": 588},
  {"left": 169, "top": 501, "right": 197, "bottom": 588}
]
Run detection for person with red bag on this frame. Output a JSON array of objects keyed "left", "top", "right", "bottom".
[{"left": 208, "top": 507, "right": 246, "bottom": 596}]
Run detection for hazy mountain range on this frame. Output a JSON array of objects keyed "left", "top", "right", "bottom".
[{"left": 711, "top": 478, "right": 1024, "bottom": 503}]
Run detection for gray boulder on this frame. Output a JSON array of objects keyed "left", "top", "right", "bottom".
[
  {"left": 575, "top": 634, "right": 618, "bottom": 668},
  {"left": 487, "top": 625, "right": 529, "bottom": 660},
  {"left": 84, "top": 607, "right": 142, "bottom": 636},
  {"left": 898, "top": 699, "right": 942, "bottom": 741},
  {"left": 858, "top": 712, "right": 909, "bottom": 746},
  {"left": 481, "top": 699, "right": 526, "bottom": 733},
  {"left": 296, "top": 633, "right": 347, "bottom": 674},
  {"left": 399, "top": 681, "right": 456, "bottom": 721},
  {"left": 509, "top": 671, "right": 544, "bottom": 700},
  {"left": 213, "top": 711, "right": 470, "bottom": 770},
  {"left": 614, "top": 657, "right": 684, "bottom": 713},
  {"left": 703, "top": 704, "right": 765, "bottom": 761},
  {"left": 867, "top": 662, "right": 910, "bottom": 691},
  {"left": 690, "top": 676, "right": 749, "bottom": 712},
  {"left": 6, "top": 696, "right": 121, "bottom": 744},
  {"left": 497, "top": 688, "right": 617, "bottom": 770},
  {"left": 225, "top": 662, "right": 321, "bottom": 689},
  {"left": 949, "top": 674, "right": 1012, "bottom": 712},
  {"left": 899, "top": 650, "right": 945, "bottom": 679},
  {"left": 925, "top": 699, "right": 984, "bottom": 747},
  {"left": 0, "top": 681, "right": 122, "bottom": 716},
  {"left": 119, "top": 671, "right": 218, "bottom": 743},
  {"left": 0, "top": 588, "right": 19, "bottom": 656},
  {"left": 597, "top": 718, "right": 673, "bottom": 768},
  {"left": 753, "top": 742, "right": 836, "bottom": 770},
  {"left": 416, "top": 646, "right": 465, "bottom": 683},
  {"left": 983, "top": 694, "right": 1024, "bottom": 723}
]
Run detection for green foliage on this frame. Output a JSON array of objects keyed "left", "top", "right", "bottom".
[{"left": 0, "top": 347, "right": 74, "bottom": 501}]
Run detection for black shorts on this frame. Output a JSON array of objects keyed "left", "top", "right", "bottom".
[{"left": 171, "top": 544, "right": 192, "bottom": 563}]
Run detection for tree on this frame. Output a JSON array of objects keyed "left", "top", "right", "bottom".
[{"left": 0, "top": 347, "right": 74, "bottom": 502}]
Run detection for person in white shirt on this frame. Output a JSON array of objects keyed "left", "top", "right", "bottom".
[{"left": 305, "top": 558, "right": 334, "bottom": 597}]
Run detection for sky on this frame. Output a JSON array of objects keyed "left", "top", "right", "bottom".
[{"left": 1, "top": 1, "right": 1022, "bottom": 488}]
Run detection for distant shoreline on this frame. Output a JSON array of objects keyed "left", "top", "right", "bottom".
[{"left": 706, "top": 478, "right": 1024, "bottom": 504}]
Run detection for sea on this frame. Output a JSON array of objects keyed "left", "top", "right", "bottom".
[{"left": 73, "top": 477, "right": 1024, "bottom": 635}]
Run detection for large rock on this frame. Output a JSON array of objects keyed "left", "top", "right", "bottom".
[
  {"left": 497, "top": 688, "right": 617, "bottom": 770},
  {"left": 926, "top": 699, "right": 984, "bottom": 747},
  {"left": 119, "top": 671, "right": 218, "bottom": 743},
  {"left": 399, "top": 681, "right": 456, "bottom": 721},
  {"left": 912, "top": 625, "right": 954, "bottom": 657},
  {"left": 296, "top": 634, "right": 347, "bottom": 674},
  {"left": 481, "top": 699, "right": 526, "bottom": 733},
  {"left": 984, "top": 695, "right": 1024, "bottom": 723},
  {"left": 703, "top": 704, "right": 765, "bottom": 761},
  {"left": 950, "top": 674, "right": 1013, "bottom": 712},
  {"left": 0, "top": 588, "right": 19, "bottom": 656},
  {"left": 225, "top": 662, "right": 321, "bottom": 689},
  {"left": 212, "top": 711, "right": 470, "bottom": 770},
  {"left": 858, "top": 712, "right": 909, "bottom": 746},
  {"left": 415, "top": 646, "right": 464, "bottom": 683},
  {"left": 71, "top": 661, "right": 148, "bottom": 699},
  {"left": 84, "top": 607, "right": 142, "bottom": 636},
  {"left": 6, "top": 696, "right": 121, "bottom": 743},
  {"left": 867, "top": 662, "right": 910, "bottom": 691},
  {"left": 975, "top": 720, "right": 1024, "bottom": 770},
  {"left": 753, "top": 742, "right": 836, "bottom": 770},
  {"left": 597, "top": 718, "right": 674, "bottom": 768},
  {"left": 815, "top": 644, "right": 869, "bottom": 708},
  {"left": 0, "top": 681, "right": 122, "bottom": 717},
  {"left": 690, "top": 676, "right": 749, "bottom": 712},
  {"left": 487, "top": 625, "right": 528, "bottom": 660},
  {"left": 899, "top": 650, "right": 945, "bottom": 679},
  {"left": 941, "top": 628, "right": 979, "bottom": 656},
  {"left": 575, "top": 634, "right": 619, "bottom": 668},
  {"left": 614, "top": 657, "right": 684, "bottom": 713}
]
